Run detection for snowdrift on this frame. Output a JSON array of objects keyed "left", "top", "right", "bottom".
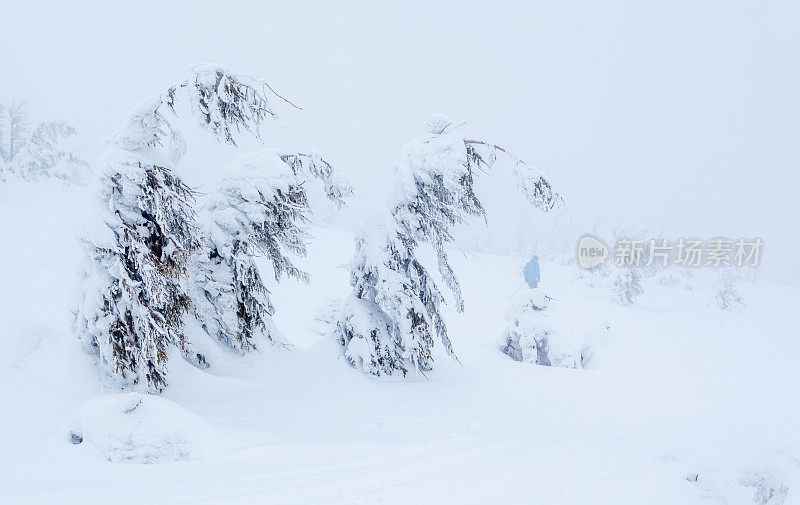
[{"left": 1, "top": 179, "right": 799, "bottom": 505}]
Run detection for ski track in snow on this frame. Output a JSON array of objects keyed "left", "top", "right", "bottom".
[{"left": 1, "top": 180, "right": 798, "bottom": 504}]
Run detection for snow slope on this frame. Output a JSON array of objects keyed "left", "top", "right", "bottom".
[{"left": 1, "top": 179, "right": 798, "bottom": 504}]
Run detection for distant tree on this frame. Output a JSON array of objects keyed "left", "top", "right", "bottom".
[
  {"left": 613, "top": 268, "right": 643, "bottom": 306},
  {"left": 0, "top": 101, "right": 89, "bottom": 182},
  {"left": 331, "top": 114, "right": 562, "bottom": 377},
  {"left": 715, "top": 269, "right": 745, "bottom": 311},
  {"left": 0, "top": 100, "right": 30, "bottom": 163}
]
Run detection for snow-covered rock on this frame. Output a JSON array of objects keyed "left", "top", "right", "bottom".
[{"left": 67, "top": 393, "right": 221, "bottom": 463}]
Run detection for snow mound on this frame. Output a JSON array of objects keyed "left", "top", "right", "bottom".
[
  {"left": 67, "top": 393, "right": 221, "bottom": 463},
  {"left": 498, "top": 290, "right": 593, "bottom": 368}
]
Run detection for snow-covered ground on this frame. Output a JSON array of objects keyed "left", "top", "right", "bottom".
[{"left": 1, "top": 179, "right": 798, "bottom": 504}]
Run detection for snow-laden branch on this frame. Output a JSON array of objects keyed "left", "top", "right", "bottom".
[
  {"left": 463, "top": 139, "right": 563, "bottom": 212},
  {"left": 191, "top": 149, "right": 351, "bottom": 354}
]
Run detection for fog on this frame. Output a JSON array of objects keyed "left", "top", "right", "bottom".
[{"left": 2, "top": 0, "right": 798, "bottom": 282}]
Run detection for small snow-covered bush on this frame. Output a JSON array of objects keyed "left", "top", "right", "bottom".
[
  {"left": 613, "top": 268, "right": 643, "bottom": 305},
  {"left": 67, "top": 393, "right": 220, "bottom": 463},
  {"left": 656, "top": 270, "right": 681, "bottom": 287},
  {"left": 498, "top": 291, "right": 588, "bottom": 368},
  {"left": 716, "top": 270, "right": 745, "bottom": 311},
  {"left": 655, "top": 267, "right": 694, "bottom": 291}
]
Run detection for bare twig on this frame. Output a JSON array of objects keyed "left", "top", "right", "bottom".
[
  {"left": 279, "top": 153, "right": 333, "bottom": 172},
  {"left": 264, "top": 83, "right": 303, "bottom": 111},
  {"left": 464, "top": 139, "right": 509, "bottom": 154}
]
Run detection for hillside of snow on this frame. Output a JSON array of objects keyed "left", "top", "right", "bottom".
[{"left": 1, "top": 179, "right": 798, "bottom": 504}]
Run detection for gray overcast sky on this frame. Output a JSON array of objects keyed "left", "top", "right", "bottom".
[{"left": 2, "top": 0, "right": 798, "bottom": 282}]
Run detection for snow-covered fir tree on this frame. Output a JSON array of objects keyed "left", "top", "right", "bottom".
[
  {"left": 190, "top": 149, "right": 351, "bottom": 352},
  {"left": 332, "top": 114, "right": 561, "bottom": 377},
  {"left": 73, "top": 65, "right": 282, "bottom": 390},
  {"left": 613, "top": 268, "right": 644, "bottom": 305},
  {"left": 0, "top": 101, "right": 89, "bottom": 182}
]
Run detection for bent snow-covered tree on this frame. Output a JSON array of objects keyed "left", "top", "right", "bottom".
[
  {"left": 191, "top": 149, "right": 351, "bottom": 352},
  {"left": 332, "top": 114, "right": 561, "bottom": 377},
  {"left": 0, "top": 101, "right": 89, "bottom": 183},
  {"left": 73, "top": 65, "right": 282, "bottom": 390}
]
